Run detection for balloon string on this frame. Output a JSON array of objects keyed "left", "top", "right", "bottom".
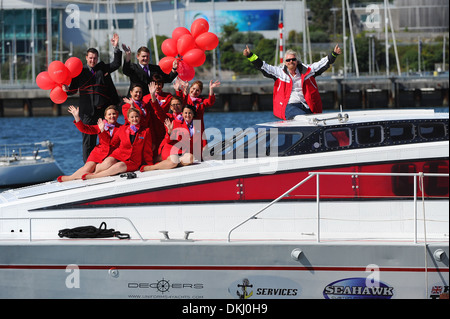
[
  {"left": 65, "top": 72, "right": 99, "bottom": 94},
  {"left": 66, "top": 84, "right": 115, "bottom": 101}
]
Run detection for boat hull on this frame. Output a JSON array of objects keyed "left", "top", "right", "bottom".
[
  {"left": 0, "top": 160, "right": 63, "bottom": 187},
  {"left": 0, "top": 240, "right": 447, "bottom": 299},
  {"left": 0, "top": 110, "right": 448, "bottom": 299}
]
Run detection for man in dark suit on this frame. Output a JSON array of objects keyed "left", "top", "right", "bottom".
[
  {"left": 121, "top": 44, "right": 178, "bottom": 97},
  {"left": 63, "top": 33, "right": 122, "bottom": 163}
]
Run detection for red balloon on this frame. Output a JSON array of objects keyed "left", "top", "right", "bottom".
[
  {"left": 48, "top": 61, "right": 70, "bottom": 84},
  {"left": 183, "top": 48, "right": 206, "bottom": 68},
  {"left": 62, "top": 72, "right": 72, "bottom": 86},
  {"left": 161, "top": 38, "right": 178, "bottom": 57},
  {"left": 50, "top": 85, "right": 67, "bottom": 104},
  {"left": 159, "top": 56, "right": 176, "bottom": 74},
  {"left": 177, "top": 34, "right": 196, "bottom": 56},
  {"left": 172, "top": 27, "right": 191, "bottom": 43},
  {"left": 195, "top": 32, "right": 219, "bottom": 51},
  {"left": 190, "top": 18, "right": 209, "bottom": 38},
  {"left": 65, "top": 57, "right": 83, "bottom": 78},
  {"left": 177, "top": 60, "right": 195, "bottom": 82},
  {"left": 36, "top": 71, "right": 57, "bottom": 90}
]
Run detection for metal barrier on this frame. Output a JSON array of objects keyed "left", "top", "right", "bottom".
[
  {"left": 227, "top": 171, "right": 449, "bottom": 242},
  {"left": 0, "top": 141, "right": 54, "bottom": 163}
]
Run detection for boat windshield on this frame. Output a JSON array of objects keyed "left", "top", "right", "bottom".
[{"left": 205, "top": 125, "right": 315, "bottom": 160}]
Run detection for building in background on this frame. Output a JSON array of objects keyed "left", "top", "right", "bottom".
[
  {"left": 0, "top": 0, "right": 306, "bottom": 82},
  {"left": 0, "top": 0, "right": 448, "bottom": 83}
]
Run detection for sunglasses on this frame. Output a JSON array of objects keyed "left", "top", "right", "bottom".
[{"left": 285, "top": 58, "right": 297, "bottom": 62}]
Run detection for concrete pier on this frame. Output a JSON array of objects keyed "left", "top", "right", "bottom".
[{"left": 0, "top": 75, "right": 448, "bottom": 117}]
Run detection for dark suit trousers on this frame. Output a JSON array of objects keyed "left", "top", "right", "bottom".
[
  {"left": 82, "top": 132, "right": 98, "bottom": 163},
  {"left": 81, "top": 108, "right": 103, "bottom": 163}
]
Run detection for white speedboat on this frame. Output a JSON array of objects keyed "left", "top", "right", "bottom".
[
  {"left": 0, "top": 140, "right": 64, "bottom": 188},
  {"left": 0, "top": 109, "right": 448, "bottom": 299}
]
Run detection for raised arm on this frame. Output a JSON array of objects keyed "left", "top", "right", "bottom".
[
  {"left": 68, "top": 105, "right": 81, "bottom": 122},
  {"left": 121, "top": 43, "right": 132, "bottom": 63},
  {"left": 97, "top": 118, "right": 105, "bottom": 133},
  {"left": 70, "top": 105, "right": 101, "bottom": 135},
  {"left": 209, "top": 80, "right": 220, "bottom": 96},
  {"left": 148, "top": 82, "right": 168, "bottom": 122},
  {"left": 106, "top": 33, "right": 122, "bottom": 73}
]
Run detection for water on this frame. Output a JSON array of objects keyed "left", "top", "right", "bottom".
[
  {"left": 1, "top": 107, "right": 447, "bottom": 180},
  {"left": 0, "top": 110, "right": 276, "bottom": 177}
]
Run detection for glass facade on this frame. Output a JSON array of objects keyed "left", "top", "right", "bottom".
[
  {"left": 1, "top": 7, "right": 60, "bottom": 80},
  {"left": 1, "top": 8, "right": 59, "bottom": 56},
  {"left": 88, "top": 19, "right": 134, "bottom": 30}
]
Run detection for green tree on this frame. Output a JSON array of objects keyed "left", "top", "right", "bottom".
[
  {"left": 217, "top": 22, "right": 275, "bottom": 75},
  {"left": 148, "top": 35, "right": 169, "bottom": 65}
]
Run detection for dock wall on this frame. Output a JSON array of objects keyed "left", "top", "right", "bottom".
[{"left": 0, "top": 76, "right": 448, "bottom": 117}]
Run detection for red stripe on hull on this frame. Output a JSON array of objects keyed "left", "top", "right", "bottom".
[{"left": 77, "top": 160, "right": 448, "bottom": 207}]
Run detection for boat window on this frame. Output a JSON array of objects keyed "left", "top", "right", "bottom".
[
  {"left": 324, "top": 128, "right": 351, "bottom": 148},
  {"left": 356, "top": 125, "right": 384, "bottom": 145},
  {"left": 389, "top": 123, "right": 414, "bottom": 141},
  {"left": 423, "top": 162, "right": 449, "bottom": 196},
  {"left": 236, "top": 129, "right": 303, "bottom": 158},
  {"left": 418, "top": 123, "right": 446, "bottom": 139},
  {"left": 231, "top": 128, "right": 258, "bottom": 159},
  {"left": 391, "top": 163, "right": 416, "bottom": 196},
  {"left": 272, "top": 132, "right": 303, "bottom": 154},
  {"left": 207, "top": 126, "right": 305, "bottom": 159}
]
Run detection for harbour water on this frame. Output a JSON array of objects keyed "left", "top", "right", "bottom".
[
  {"left": 0, "top": 110, "right": 276, "bottom": 178},
  {"left": 0, "top": 106, "right": 447, "bottom": 188}
]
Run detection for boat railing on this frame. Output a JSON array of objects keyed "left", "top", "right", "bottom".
[
  {"left": 227, "top": 171, "right": 449, "bottom": 243},
  {"left": 1, "top": 216, "right": 145, "bottom": 242},
  {"left": 0, "top": 141, "right": 55, "bottom": 163}
]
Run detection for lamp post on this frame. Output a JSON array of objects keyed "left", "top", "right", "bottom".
[{"left": 6, "top": 41, "right": 12, "bottom": 84}]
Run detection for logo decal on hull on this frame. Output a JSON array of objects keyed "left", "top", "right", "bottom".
[
  {"left": 229, "top": 276, "right": 301, "bottom": 299},
  {"left": 323, "top": 277, "right": 394, "bottom": 299}
]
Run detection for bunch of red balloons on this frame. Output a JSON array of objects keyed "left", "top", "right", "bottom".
[
  {"left": 35, "top": 57, "right": 83, "bottom": 104},
  {"left": 159, "top": 18, "right": 219, "bottom": 82}
]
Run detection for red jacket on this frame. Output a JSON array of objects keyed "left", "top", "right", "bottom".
[
  {"left": 159, "top": 118, "right": 202, "bottom": 160},
  {"left": 272, "top": 68, "right": 322, "bottom": 119},
  {"left": 248, "top": 51, "right": 337, "bottom": 119},
  {"left": 177, "top": 91, "right": 216, "bottom": 148},
  {"left": 143, "top": 91, "right": 172, "bottom": 113},
  {"left": 122, "top": 100, "right": 152, "bottom": 129},
  {"left": 109, "top": 124, "right": 153, "bottom": 171},
  {"left": 180, "top": 93, "right": 216, "bottom": 119},
  {"left": 143, "top": 91, "right": 173, "bottom": 152},
  {"left": 74, "top": 120, "right": 121, "bottom": 163}
]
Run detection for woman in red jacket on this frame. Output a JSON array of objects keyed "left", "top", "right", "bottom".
[
  {"left": 58, "top": 105, "right": 121, "bottom": 182},
  {"left": 142, "top": 74, "right": 174, "bottom": 154},
  {"left": 83, "top": 107, "right": 153, "bottom": 180},
  {"left": 122, "top": 83, "right": 151, "bottom": 129},
  {"left": 147, "top": 81, "right": 184, "bottom": 161},
  {"left": 140, "top": 104, "right": 199, "bottom": 171},
  {"left": 176, "top": 79, "right": 220, "bottom": 149}
]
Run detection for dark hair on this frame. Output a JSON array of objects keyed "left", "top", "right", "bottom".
[
  {"left": 183, "top": 104, "right": 197, "bottom": 117},
  {"left": 130, "top": 83, "right": 143, "bottom": 92},
  {"left": 152, "top": 73, "right": 163, "bottom": 83},
  {"left": 86, "top": 48, "right": 99, "bottom": 56},
  {"left": 151, "top": 73, "right": 164, "bottom": 87},
  {"left": 137, "top": 46, "right": 150, "bottom": 55}
]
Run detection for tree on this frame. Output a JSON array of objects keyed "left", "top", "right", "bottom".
[{"left": 217, "top": 22, "right": 275, "bottom": 75}]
